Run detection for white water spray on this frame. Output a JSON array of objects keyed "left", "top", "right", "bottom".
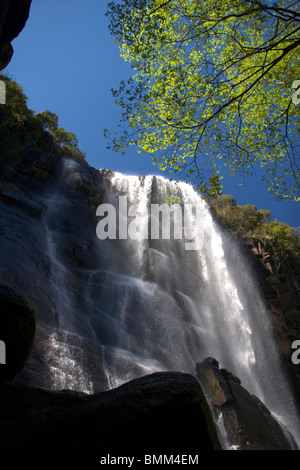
[
  {"left": 43, "top": 167, "right": 300, "bottom": 447},
  {"left": 107, "top": 173, "right": 300, "bottom": 446}
]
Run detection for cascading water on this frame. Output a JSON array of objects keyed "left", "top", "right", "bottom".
[
  {"left": 106, "top": 174, "right": 300, "bottom": 445},
  {"left": 43, "top": 159, "right": 97, "bottom": 394},
  {"left": 43, "top": 164, "right": 300, "bottom": 448}
]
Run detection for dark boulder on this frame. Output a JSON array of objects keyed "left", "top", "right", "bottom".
[
  {"left": 0, "top": 371, "right": 222, "bottom": 451},
  {"left": 196, "top": 357, "right": 297, "bottom": 450},
  {"left": 0, "top": 285, "right": 36, "bottom": 380}
]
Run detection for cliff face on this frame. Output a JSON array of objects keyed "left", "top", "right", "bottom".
[
  {"left": 0, "top": 151, "right": 109, "bottom": 391},
  {"left": 0, "top": 150, "right": 299, "bottom": 450},
  {"left": 1, "top": 150, "right": 294, "bottom": 394},
  {"left": 0, "top": 0, "right": 32, "bottom": 70},
  {"left": 243, "top": 238, "right": 300, "bottom": 401}
]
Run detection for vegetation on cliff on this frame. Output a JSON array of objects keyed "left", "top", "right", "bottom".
[
  {"left": 0, "top": 73, "right": 87, "bottom": 181},
  {"left": 205, "top": 188, "right": 300, "bottom": 290}
]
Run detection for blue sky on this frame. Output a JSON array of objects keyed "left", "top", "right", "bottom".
[{"left": 5, "top": 0, "right": 299, "bottom": 227}]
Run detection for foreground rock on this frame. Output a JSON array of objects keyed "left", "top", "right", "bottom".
[
  {"left": 196, "top": 357, "right": 297, "bottom": 450},
  {"left": 0, "top": 371, "right": 221, "bottom": 451}
]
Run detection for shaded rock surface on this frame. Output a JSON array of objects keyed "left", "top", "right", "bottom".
[
  {"left": 16, "top": 323, "right": 109, "bottom": 392},
  {"left": 0, "top": 371, "right": 221, "bottom": 451},
  {"left": 0, "top": 0, "right": 32, "bottom": 70},
  {"left": 0, "top": 151, "right": 110, "bottom": 392},
  {"left": 0, "top": 285, "right": 35, "bottom": 380},
  {"left": 196, "top": 357, "right": 297, "bottom": 450}
]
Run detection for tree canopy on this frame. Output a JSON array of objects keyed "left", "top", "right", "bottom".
[
  {"left": 105, "top": 0, "right": 300, "bottom": 201},
  {"left": 0, "top": 74, "right": 86, "bottom": 179}
]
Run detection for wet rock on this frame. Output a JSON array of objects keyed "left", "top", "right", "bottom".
[
  {"left": 16, "top": 324, "right": 109, "bottom": 393},
  {"left": 0, "top": 187, "right": 46, "bottom": 219},
  {"left": 0, "top": 151, "right": 108, "bottom": 390},
  {"left": 195, "top": 357, "right": 235, "bottom": 406},
  {"left": 196, "top": 358, "right": 297, "bottom": 450}
]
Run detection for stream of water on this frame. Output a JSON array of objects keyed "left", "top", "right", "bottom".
[{"left": 44, "top": 166, "right": 300, "bottom": 447}]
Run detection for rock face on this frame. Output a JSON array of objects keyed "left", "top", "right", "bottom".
[
  {"left": 196, "top": 357, "right": 297, "bottom": 450},
  {"left": 0, "top": 285, "right": 35, "bottom": 380},
  {"left": 243, "top": 238, "right": 300, "bottom": 405},
  {"left": 0, "top": 151, "right": 109, "bottom": 392},
  {"left": 0, "top": 150, "right": 299, "bottom": 450},
  {"left": 0, "top": 0, "right": 32, "bottom": 70},
  {"left": 0, "top": 371, "right": 222, "bottom": 451}
]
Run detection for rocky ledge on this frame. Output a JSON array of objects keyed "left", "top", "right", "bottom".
[{"left": 196, "top": 357, "right": 297, "bottom": 450}]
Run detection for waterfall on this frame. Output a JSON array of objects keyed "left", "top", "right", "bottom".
[
  {"left": 43, "top": 159, "right": 98, "bottom": 394},
  {"left": 106, "top": 173, "right": 300, "bottom": 446},
  {"left": 43, "top": 165, "right": 300, "bottom": 447}
]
